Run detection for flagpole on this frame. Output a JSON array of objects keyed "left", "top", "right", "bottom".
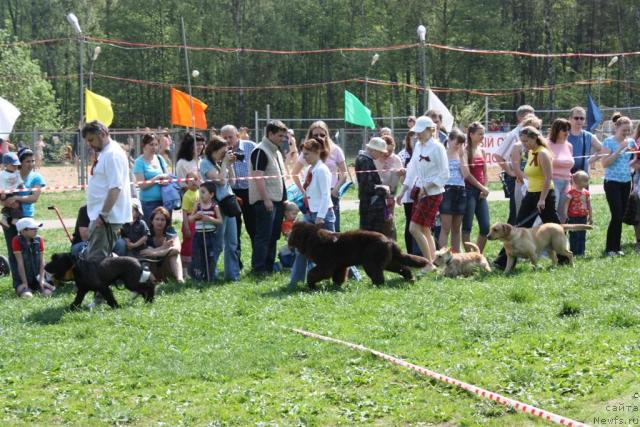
[{"left": 180, "top": 17, "right": 197, "bottom": 133}]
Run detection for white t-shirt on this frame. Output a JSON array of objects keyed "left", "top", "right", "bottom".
[
  {"left": 175, "top": 158, "right": 199, "bottom": 188},
  {"left": 0, "top": 170, "right": 23, "bottom": 191},
  {"left": 305, "top": 161, "right": 333, "bottom": 219},
  {"left": 87, "top": 139, "right": 133, "bottom": 223},
  {"left": 494, "top": 124, "right": 523, "bottom": 167}
]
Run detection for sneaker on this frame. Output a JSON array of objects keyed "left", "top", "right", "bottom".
[
  {"left": 635, "top": 242, "right": 640, "bottom": 253},
  {"left": 20, "top": 290, "right": 33, "bottom": 299},
  {"left": 604, "top": 251, "right": 618, "bottom": 257},
  {"left": 617, "top": 251, "right": 625, "bottom": 257},
  {"left": 87, "top": 294, "right": 105, "bottom": 309}
]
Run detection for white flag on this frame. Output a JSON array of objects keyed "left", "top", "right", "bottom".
[
  {"left": 0, "top": 96, "right": 20, "bottom": 139},
  {"left": 428, "top": 90, "right": 454, "bottom": 132}
]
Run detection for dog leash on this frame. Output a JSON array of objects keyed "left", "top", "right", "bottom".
[{"left": 515, "top": 210, "right": 540, "bottom": 228}]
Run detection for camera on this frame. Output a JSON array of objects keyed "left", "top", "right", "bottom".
[{"left": 234, "top": 150, "right": 245, "bottom": 161}]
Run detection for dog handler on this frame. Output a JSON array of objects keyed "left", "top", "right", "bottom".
[{"left": 81, "top": 120, "right": 133, "bottom": 262}]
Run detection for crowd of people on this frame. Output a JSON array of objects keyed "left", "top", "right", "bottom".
[{"left": 2, "top": 103, "right": 640, "bottom": 299}]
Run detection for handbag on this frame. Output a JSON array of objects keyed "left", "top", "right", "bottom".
[
  {"left": 623, "top": 192, "right": 640, "bottom": 225},
  {"left": 217, "top": 194, "right": 242, "bottom": 217},
  {"left": 157, "top": 156, "right": 182, "bottom": 211}
]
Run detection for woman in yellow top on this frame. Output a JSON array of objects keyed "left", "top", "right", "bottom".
[
  {"left": 493, "top": 126, "right": 566, "bottom": 270},
  {"left": 519, "top": 126, "right": 561, "bottom": 225}
]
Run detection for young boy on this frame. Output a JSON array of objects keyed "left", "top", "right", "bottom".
[
  {"left": 119, "top": 199, "right": 150, "bottom": 257},
  {"left": 564, "top": 170, "right": 592, "bottom": 256},
  {"left": 12, "top": 217, "right": 54, "bottom": 298},
  {"left": 277, "top": 201, "right": 300, "bottom": 269},
  {"left": 0, "top": 152, "right": 24, "bottom": 228}
]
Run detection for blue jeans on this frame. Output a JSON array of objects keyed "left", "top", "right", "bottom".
[
  {"left": 462, "top": 187, "right": 490, "bottom": 237},
  {"left": 113, "top": 238, "right": 127, "bottom": 256},
  {"left": 70, "top": 241, "right": 88, "bottom": 259},
  {"left": 141, "top": 200, "right": 164, "bottom": 224},
  {"left": 332, "top": 195, "right": 341, "bottom": 232},
  {"left": 2, "top": 224, "right": 19, "bottom": 287},
  {"left": 568, "top": 216, "right": 587, "bottom": 256},
  {"left": 191, "top": 230, "right": 217, "bottom": 282},
  {"left": 290, "top": 209, "right": 335, "bottom": 285},
  {"left": 553, "top": 178, "right": 571, "bottom": 223},
  {"left": 211, "top": 215, "right": 240, "bottom": 281},
  {"left": 251, "top": 201, "right": 285, "bottom": 273}
]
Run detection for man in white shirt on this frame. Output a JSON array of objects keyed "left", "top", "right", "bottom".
[
  {"left": 493, "top": 104, "right": 534, "bottom": 224},
  {"left": 81, "top": 120, "right": 133, "bottom": 262}
]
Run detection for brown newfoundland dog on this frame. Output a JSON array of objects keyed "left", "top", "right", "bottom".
[{"left": 288, "top": 222, "right": 428, "bottom": 287}]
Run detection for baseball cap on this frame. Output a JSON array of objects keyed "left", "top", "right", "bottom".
[
  {"left": 410, "top": 116, "right": 437, "bottom": 133},
  {"left": 16, "top": 217, "right": 43, "bottom": 232},
  {"left": 2, "top": 152, "right": 20, "bottom": 166}
]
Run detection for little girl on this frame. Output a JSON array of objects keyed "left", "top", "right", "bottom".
[
  {"left": 119, "top": 199, "right": 150, "bottom": 257},
  {"left": 564, "top": 170, "right": 592, "bottom": 256},
  {"left": 438, "top": 129, "right": 469, "bottom": 252},
  {"left": 189, "top": 181, "right": 223, "bottom": 281},
  {"left": 180, "top": 172, "right": 200, "bottom": 274}
]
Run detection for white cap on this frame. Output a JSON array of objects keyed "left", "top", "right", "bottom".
[
  {"left": 410, "top": 116, "right": 436, "bottom": 133},
  {"left": 131, "top": 198, "right": 144, "bottom": 217},
  {"left": 16, "top": 217, "right": 43, "bottom": 232},
  {"left": 366, "top": 137, "right": 388, "bottom": 153}
]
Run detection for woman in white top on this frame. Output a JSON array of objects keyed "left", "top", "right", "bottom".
[
  {"left": 291, "top": 121, "right": 347, "bottom": 231},
  {"left": 289, "top": 137, "right": 335, "bottom": 286},
  {"left": 396, "top": 116, "right": 449, "bottom": 273},
  {"left": 175, "top": 133, "right": 206, "bottom": 189}
]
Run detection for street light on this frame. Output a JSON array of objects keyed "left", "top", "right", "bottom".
[
  {"left": 66, "top": 12, "right": 86, "bottom": 187},
  {"left": 364, "top": 53, "right": 380, "bottom": 145},
  {"left": 89, "top": 46, "right": 101, "bottom": 90},
  {"left": 417, "top": 24, "right": 428, "bottom": 113}
]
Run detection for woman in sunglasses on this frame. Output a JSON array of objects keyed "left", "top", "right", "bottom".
[
  {"left": 548, "top": 118, "right": 574, "bottom": 223},
  {"left": 567, "top": 106, "right": 602, "bottom": 173},
  {"left": 291, "top": 121, "right": 348, "bottom": 231}
]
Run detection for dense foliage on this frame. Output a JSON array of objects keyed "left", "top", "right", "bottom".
[{"left": 1, "top": 0, "right": 639, "bottom": 129}]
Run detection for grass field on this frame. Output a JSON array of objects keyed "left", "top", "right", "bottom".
[{"left": 0, "top": 195, "right": 639, "bottom": 426}]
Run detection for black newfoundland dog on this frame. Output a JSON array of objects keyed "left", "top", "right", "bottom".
[
  {"left": 45, "top": 253, "right": 156, "bottom": 310},
  {"left": 288, "top": 222, "right": 428, "bottom": 287}
]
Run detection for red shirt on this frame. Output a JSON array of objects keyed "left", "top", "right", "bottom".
[
  {"left": 281, "top": 219, "right": 294, "bottom": 236},
  {"left": 566, "top": 188, "right": 590, "bottom": 218},
  {"left": 12, "top": 236, "right": 45, "bottom": 252},
  {"left": 466, "top": 154, "right": 486, "bottom": 187}
]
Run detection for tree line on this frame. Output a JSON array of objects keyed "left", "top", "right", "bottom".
[{"left": 1, "top": 0, "right": 639, "bottom": 132}]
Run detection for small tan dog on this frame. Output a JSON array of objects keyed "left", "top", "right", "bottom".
[
  {"left": 487, "top": 222, "right": 593, "bottom": 273},
  {"left": 433, "top": 242, "right": 492, "bottom": 277}
]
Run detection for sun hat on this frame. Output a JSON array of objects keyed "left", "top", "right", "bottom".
[
  {"left": 410, "top": 116, "right": 437, "bottom": 133},
  {"left": 16, "top": 217, "right": 43, "bottom": 232},
  {"left": 366, "top": 137, "right": 388, "bottom": 153},
  {"left": 131, "top": 198, "right": 144, "bottom": 217}
]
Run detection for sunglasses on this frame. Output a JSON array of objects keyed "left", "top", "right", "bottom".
[
  {"left": 572, "top": 117, "right": 585, "bottom": 121},
  {"left": 312, "top": 133, "right": 326, "bottom": 138},
  {"left": 520, "top": 130, "right": 539, "bottom": 138}
]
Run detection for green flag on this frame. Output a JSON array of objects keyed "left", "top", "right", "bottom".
[{"left": 344, "top": 90, "right": 375, "bottom": 129}]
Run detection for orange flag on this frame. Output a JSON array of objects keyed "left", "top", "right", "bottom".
[{"left": 170, "top": 87, "right": 208, "bottom": 129}]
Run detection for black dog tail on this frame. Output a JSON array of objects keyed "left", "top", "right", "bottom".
[{"left": 391, "top": 243, "right": 429, "bottom": 268}]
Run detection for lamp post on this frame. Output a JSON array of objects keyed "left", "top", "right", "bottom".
[
  {"left": 417, "top": 24, "right": 428, "bottom": 114},
  {"left": 66, "top": 12, "right": 87, "bottom": 187},
  {"left": 364, "top": 53, "right": 380, "bottom": 145},
  {"left": 88, "top": 46, "right": 101, "bottom": 91}
]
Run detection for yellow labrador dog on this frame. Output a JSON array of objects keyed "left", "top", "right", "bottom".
[
  {"left": 433, "top": 242, "right": 492, "bottom": 277},
  {"left": 487, "top": 222, "right": 592, "bottom": 273}
]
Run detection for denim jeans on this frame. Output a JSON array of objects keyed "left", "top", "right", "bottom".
[
  {"left": 251, "top": 201, "right": 285, "bottom": 273},
  {"left": 2, "top": 224, "right": 19, "bottom": 287},
  {"left": 567, "top": 216, "right": 587, "bottom": 255},
  {"left": 191, "top": 230, "right": 217, "bottom": 282},
  {"left": 462, "top": 186, "right": 490, "bottom": 237},
  {"left": 332, "top": 195, "right": 341, "bottom": 232},
  {"left": 553, "top": 178, "right": 571, "bottom": 223},
  {"left": 211, "top": 215, "right": 240, "bottom": 281},
  {"left": 290, "top": 209, "right": 335, "bottom": 285}
]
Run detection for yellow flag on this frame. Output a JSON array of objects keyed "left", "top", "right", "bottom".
[{"left": 85, "top": 89, "right": 113, "bottom": 126}]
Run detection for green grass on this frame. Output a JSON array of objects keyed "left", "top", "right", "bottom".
[
  {"left": 32, "top": 191, "right": 86, "bottom": 221},
  {"left": 0, "top": 196, "right": 639, "bottom": 425}
]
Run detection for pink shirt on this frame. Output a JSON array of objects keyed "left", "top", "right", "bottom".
[
  {"left": 549, "top": 141, "right": 574, "bottom": 180},
  {"left": 297, "top": 143, "right": 345, "bottom": 188}
]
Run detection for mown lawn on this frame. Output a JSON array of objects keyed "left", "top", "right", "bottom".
[{"left": 0, "top": 195, "right": 638, "bottom": 426}]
